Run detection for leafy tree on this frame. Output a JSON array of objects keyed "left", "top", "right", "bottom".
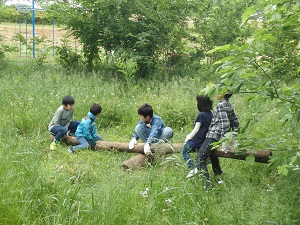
[
  {"left": 129, "top": 0, "right": 196, "bottom": 78},
  {"left": 192, "top": 0, "right": 255, "bottom": 65},
  {"left": 202, "top": 0, "right": 300, "bottom": 175},
  {"left": 0, "top": 4, "right": 18, "bottom": 23},
  {"left": 47, "top": 0, "right": 195, "bottom": 77}
]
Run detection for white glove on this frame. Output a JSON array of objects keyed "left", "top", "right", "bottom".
[
  {"left": 222, "top": 142, "right": 229, "bottom": 154},
  {"left": 129, "top": 138, "right": 137, "bottom": 149},
  {"left": 144, "top": 143, "right": 152, "bottom": 155},
  {"left": 185, "top": 134, "right": 192, "bottom": 143}
]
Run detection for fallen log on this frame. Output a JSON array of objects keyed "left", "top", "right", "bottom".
[
  {"left": 121, "top": 154, "right": 147, "bottom": 170},
  {"left": 54, "top": 135, "right": 272, "bottom": 163}
]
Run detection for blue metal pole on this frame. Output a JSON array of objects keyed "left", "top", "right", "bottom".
[
  {"left": 32, "top": 0, "right": 35, "bottom": 58},
  {"left": 26, "top": 15, "right": 28, "bottom": 58},
  {"left": 52, "top": 18, "right": 54, "bottom": 57},
  {"left": 19, "top": 18, "right": 22, "bottom": 57}
]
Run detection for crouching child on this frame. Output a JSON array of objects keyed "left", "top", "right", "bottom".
[{"left": 68, "top": 103, "right": 102, "bottom": 153}]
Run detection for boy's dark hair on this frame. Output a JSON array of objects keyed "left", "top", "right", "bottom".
[
  {"left": 138, "top": 103, "right": 153, "bottom": 118},
  {"left": 90, "top": 103, "right": 102, "bottom": 116},
  {"left": 224, "top": 91, "right": 233, "bottom": 100},
  {"left": 62, "top": 95, "right": 75, "bottom": 105},
  {"left": 196, "top": 94, "right": 212, "bottom": 112}
]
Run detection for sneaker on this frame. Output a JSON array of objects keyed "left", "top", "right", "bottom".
[
  {"left": 67, "top": 147, "right": 75, "bottom": 154},
  {"left": 50, "top": 142, "right": 58, "bottom": 150},
  {"left": 186, "top": 168, "right": 199, "bottom": 179}
]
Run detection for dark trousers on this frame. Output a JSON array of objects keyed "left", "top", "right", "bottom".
[
  {"left": 50, "top": 120, "right": 80, "bottom": 141},
  {"left": 196, "top": 138, "right": 223, "bottom": 180}
]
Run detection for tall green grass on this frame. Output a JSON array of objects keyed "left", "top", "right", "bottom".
[{"left": 0, "top": 61, "right": 299, "bottom": 224}]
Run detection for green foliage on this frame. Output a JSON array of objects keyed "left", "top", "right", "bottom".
[
  {"left": 0, "top": 4, "right": 53, "bottom": 24},
  {"left": 115, "top": 56, "right": 137, "bottom": 85},
  {"left": 200, "top": 0, "right": 300, "bottom": 175},
  {"left": 0, "top": 5, "right": 19, "bottom": 23},
  {"left": 47, "top": 0, "right": 196, "bottom": 77},
  {"left": 55, "top": 39, "right": 83, "bottom": 69},
  {"left": 0, "top": 34, "right": 18, "bottom": 59},
  {"left": 192, "top": 0, "right": 255, "bottom": 65},
  {"left": 205, "top": 0, "right": 300, "bottom": 120}
]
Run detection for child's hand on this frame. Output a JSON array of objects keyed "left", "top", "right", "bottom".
[
  {"left": 90, "top": 139, "right": 97, "bottom": 147},
  {"left": 144, "top": 143, "right": 152, "bottom": 155},
  {"left": 129, "top": 138, "right": 137, "bottom": 149},
  {"left": 185, "top": 134, "right": 192, "bottom": 143}
]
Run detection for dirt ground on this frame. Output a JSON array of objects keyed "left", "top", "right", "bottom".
[{"left": 0, "top": 22, "right": 80, "bottom": 58}]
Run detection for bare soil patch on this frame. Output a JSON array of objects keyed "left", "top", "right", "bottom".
[{"left": 0, "top": 22, "right": 80, "bottom": 57}]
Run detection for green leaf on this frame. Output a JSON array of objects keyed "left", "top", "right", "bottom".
[
  {"left": 241, "top": 73, "right": 254, "bottom": 79},
  {"left": 207, "top": 44, "right": 231, "bottom": 54},
  {"left": 244, "top": 95, "right": 255, "bottom": 102},
  {"left": 289, "top": 156, "right": 297, "bottom": 164},
  {"left": 254, "top": 40, "right": 265, "bottom": 52},
  {"left": 246, "top": 155, "right": 255, "bottom": 165},
  {"left": 233, "top": 83, "right": 243, "bottom": 94},
  {"left": 291, "top": 83, "right": 299, "bottom": 90},
  {"left": 214, "top": 55, "right": 235, "bottom": 65},
  {"left": 278, "top": 165, "right": 289, "bottom": 176},
  {"left": 240, "top": 6, "right": 256, "bottom": 28},
  {"left": 200, "top": 83, "right": 219, "bottom": 99},
  {"left": 271, "top": 12, "right": 281, "bottom": 21},
  {"left": 277, "top": 107, "right": 290, "bottom": 120}
]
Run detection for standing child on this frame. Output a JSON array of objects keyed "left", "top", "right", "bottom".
[
  {"left": 128, "top": 103, "right": 173, "bottom": 155},
  {"left": 49, "top": 95, "right": 80, "bottom": 150},
  {"left": 182, "top": 94, "right": 212, "bottom": 178},
  {"left": 68, "top": 103, "right": 102, "bottom": 153},
  {"left": 196, "top": 91, "right": 239, "bottom": 187}
]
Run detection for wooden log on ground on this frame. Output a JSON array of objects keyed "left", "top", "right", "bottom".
[
  {"left": 120, "top": 154, "right": 147, "bottom": 170},
  {"left": 53, "top": 135, "right": 272, "bottom": 163}
]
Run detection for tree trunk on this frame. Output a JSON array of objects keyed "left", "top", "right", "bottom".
[
  {"left": 120, "top": 154, "right": 147, "bottom": 170},
  {"left": 55, "top": 136, "right": 272, "bottom": 164}
]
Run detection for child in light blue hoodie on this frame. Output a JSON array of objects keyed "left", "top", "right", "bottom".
[{"left": 68, "top": 103, "right": 102, "bottom": 153}]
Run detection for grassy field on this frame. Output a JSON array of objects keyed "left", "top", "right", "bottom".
[{"left": 0, "top": 60, "right": 299, "bottom": 224}]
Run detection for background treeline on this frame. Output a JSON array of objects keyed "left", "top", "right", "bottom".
[
  {"left": 0, "top": 0, "right": 257, "bottom": 78},
  {"left": 48, "top": 0, "right": 255, "bottom": 77},
  {"left": 0, "top": 3, "right": 53, "bottom": 24}
]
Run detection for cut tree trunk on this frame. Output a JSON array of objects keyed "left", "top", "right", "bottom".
[
  {"left": 120, "top": 154, "right": 147, "bottom": 170},
  {"left": 54, "top": 135, "right": 272, "bottom": 164}
]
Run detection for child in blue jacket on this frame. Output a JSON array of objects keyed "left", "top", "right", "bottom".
[{"left": 68, "top": 103, "right": 102, "bottom": 153}]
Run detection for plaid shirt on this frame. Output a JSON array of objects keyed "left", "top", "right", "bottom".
[{"left": 206, "top": 100, "right": 239, "bottom": 141}]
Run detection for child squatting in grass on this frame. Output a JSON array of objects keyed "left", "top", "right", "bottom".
[
  {"left": 128, "top": 103, "right": 174, "bottom": 155},
  {"left": 48, "top": 95, "right": 80, "bottom": 150},
  {"left": 68, "top": 103, "right": 103, "bottom": 153}
]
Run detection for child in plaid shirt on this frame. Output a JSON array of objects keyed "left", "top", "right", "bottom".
[{"left": 196, "top": 91, "right": 239, "bottom": 187}]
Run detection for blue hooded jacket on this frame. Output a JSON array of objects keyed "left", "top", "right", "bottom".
[{"left": 75, "top": 112, "right": 99, "bottom": 141}]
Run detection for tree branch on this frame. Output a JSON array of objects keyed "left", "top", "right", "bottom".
[{"left": 254, "top": 60, "right": 280, "bottom": 98}]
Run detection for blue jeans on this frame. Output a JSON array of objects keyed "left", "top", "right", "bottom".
[
  {"left": 50, "top": 120, "right": 80, "bottom": 141},
  {"left": 135, "top": 124, "right": 173, "bottom": 143},
  {"left": 181, "top": 140, "right": 199, "bottom": 170},
  {"left": 72, "top": 135, "right": 102, "bottom": 151}
]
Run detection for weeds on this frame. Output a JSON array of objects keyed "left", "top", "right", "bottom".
[{"left": 0, "top": 62, "right": 299, "bottom": 224}]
